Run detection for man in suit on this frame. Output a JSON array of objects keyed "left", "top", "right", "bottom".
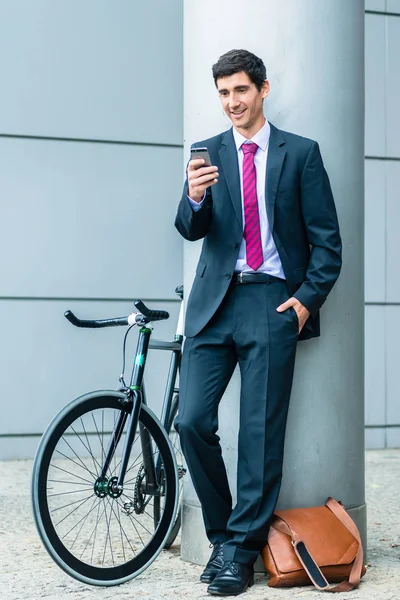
[{"left": 174, "top": 49, "right": 342, "bottom": 596}]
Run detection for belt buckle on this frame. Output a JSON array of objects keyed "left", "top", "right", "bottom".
[{"left": 239, "top": 272, "right": 243, "bottom": 284}]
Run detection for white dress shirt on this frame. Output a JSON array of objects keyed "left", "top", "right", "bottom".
[{"left": 189, "top": 120, "right": 285, "bottom": 278}]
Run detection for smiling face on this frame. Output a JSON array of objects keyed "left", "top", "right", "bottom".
[{"left": 217, "top": 71, "right": 270, "bottom": 139}]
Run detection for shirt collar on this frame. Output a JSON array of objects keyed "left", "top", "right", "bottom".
[{"left": 232, "top": 119, "right": 270, "bottom": 153}]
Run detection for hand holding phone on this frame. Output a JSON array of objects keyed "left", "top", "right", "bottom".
[
  {"left": 188, "top": 147, "right": 219, "bottom": 203},
  {"left": 190, "top": 147, "right": 212, "bottom": 167}
]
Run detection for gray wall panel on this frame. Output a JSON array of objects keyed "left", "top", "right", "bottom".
[
  {"left": 0, "top": 437, "right": 45, "bottom": 461},
  {"left": 0, "top": 0, "right": 183, "bottom": 144},
  {"left": 386, "top": 0, "right": 400, "bottom": 13},
  {"left": 385, "top": 306, "right": 400, "bottom": 424},
  {"left": 0, "top": 138, "right": 183, "bottom": 299},
  {"left": 365, "top": 14, "right": 386, "bottom": 156},
  {"left": 364, "top": 7, "right": 400, "bottom": 449},
  {"left": 365, "top": 160, "right": 386, "bottom": 302},
  {"left": 386, "top": 162, "right": 400, "bottom": 301},
  {"left": 386, "top": 428, "right": 400, "bottom": 446},
  {"left": 365, "top": 0, "right": 386, "bottom": 10},
  {"left": 386, "top": 16, "right": 400, "bottom": 157},
  {"left": 365, "top": 428, "right": 386, "bottom": 449},
  {"left": 0, "top": 298, "right": 180, "bottom": 436},
  {"left": 365, "top": 306, "right": 386, "bottom": 425}
]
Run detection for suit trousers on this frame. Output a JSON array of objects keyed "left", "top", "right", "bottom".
[{"left": 175, "top": 278, "right": 299, "bottom": 567}]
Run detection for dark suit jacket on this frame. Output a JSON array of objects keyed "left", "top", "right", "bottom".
[{"left": 175, "top": 122, "right": 342, "bottom": 340}]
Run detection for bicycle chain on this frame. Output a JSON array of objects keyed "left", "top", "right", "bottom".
[{"left": 133, "top": 464, "right": 148, "bottom": 514}]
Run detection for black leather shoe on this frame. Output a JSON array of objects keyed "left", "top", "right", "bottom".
[
  {"left": 200, "top": 543, "right": 225, "bottom": 583},
  {"left": 207, "top": 561, "right": 254, "bottom": 596}
]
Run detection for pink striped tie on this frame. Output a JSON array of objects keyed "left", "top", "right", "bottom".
[{"left": 242, "top": 142, "right": 263, "bottom": 271}]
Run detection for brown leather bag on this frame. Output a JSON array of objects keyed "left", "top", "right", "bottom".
[{"left": 261, "top": 498, "right": 366, "bottom": 592}]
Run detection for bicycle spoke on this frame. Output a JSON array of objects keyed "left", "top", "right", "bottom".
[
  {"left": 120, "top": 494, "right": 153, "bottom": 536},
  {"left": 62, "top": 438, "right": 98, "bottom": 477},
  {"left": 90, "top": 501, "right": 101, "bottom": 564},
  {"left": 50, "top": 494, "right": 95, "bottom": 514},
  {"left": 102, "top": 500, "right": 114, "bottom": 567},
  {"left": 48, "top": 479, "right": 93, "bottom": 486},
  {"left": 121, "top": 486, "right": 157, "bottom": 502},
  {"left": 116, "top": 497, "right": 147, "bottom": 545},
  {"left": 80, "top": 501, "right": 107, "bottom": 562},
  {"left": 123, "top": 444, "right": 158, "bottom": 485},
  {"left": 69, "top": 496, "right": 99, "bottom": 550},
  {"left": 54, "top": 493, "right": 95, "bottom": 528},
  {"left": 116, "top": 500, "right": 126, "bottom": 562},
  {"left": 48, "top": 488, "right": 94, "bottom": 498},
  {"left": 108, "top": 455, "right": 123, "bottom": 478},
  {"left": 124, "top": 448, "right": 160, "bottom": 486},
  {"left": 70, "top": 425, "right": 102, "bottom": 473},
  {"left": 55, "top": 446, "right": 98, "bottom": 480},
  {"left": 62, "top": 497, "right": 102, "bottom": 540},
  {"left": 92, "top": 411, "right": 106, "bottom": 465},
  {"left": 49, "top": 463, "right": 94, "bottom": 484},
  {"left": 79, "top": 417, "right": 99, "bottom": 476},
  {"left": 108, "top": 428, "right": 141, "bottom": 479},
  {"left": 144, "top": 507, "right": 159, "bottom": 521},
  {"left": 106, "top": 497, "right": 138, "bottom": 561},
  {"left": 122, "top": 428, "right": 152, "bottom": 478}
]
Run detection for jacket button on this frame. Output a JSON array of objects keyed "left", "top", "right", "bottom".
[
  {"left": 225, "top": 273, "right": 231, "bottom": 279},
  {"left": 233, "top": 242, "right": 240, "bottom": 249}
]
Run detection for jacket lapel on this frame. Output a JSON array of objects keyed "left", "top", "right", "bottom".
[
  {"left": 217, "top": 123, "right": 286, "bottom": 232},
  {"left": 265, "top": 123, "right": 286, "bottom": 231},
  {"left": 218, "top": 129, "right": 242, "bottom": 229}
]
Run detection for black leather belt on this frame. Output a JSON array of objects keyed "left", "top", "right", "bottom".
[{"left": 231, "top": 272, "right": 285, "bottom": 284}]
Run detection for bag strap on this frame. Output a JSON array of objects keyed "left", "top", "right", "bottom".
[
  {"left": 325, "top": 497, "right": 364, "bottom": 591},
  {"left": 271, "top": 498, "right": 364, "bottom": 593}
]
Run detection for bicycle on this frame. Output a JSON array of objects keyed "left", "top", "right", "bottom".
[{"left": 31, "top": 286, "right": 186, "bottom": 586}]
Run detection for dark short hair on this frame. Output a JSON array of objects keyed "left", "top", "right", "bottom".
[{"left": 212, "top": 49, "right": 267, "bottom": 91}]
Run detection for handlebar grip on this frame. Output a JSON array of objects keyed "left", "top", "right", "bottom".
[
  {"left": 134, "top": 300, "right": 169, "bottom": 322},
  {"left": 64, "top": 310, "right": 129, "bottom": 328}
]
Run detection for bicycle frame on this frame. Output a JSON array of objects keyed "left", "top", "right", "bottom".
[{"left": 98, "top": 301, "right": 184, "bottom": 497}]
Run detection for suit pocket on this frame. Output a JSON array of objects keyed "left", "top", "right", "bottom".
[
  {"left": 196, "top": 260, "right": 207, "bottom": 278},
  {"left": 289, "top": 307, "right": 299, "bottom": 330}
]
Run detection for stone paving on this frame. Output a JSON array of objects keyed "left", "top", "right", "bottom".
[{"left": 1, "top": 450, "right": 399, "bottom": 600}]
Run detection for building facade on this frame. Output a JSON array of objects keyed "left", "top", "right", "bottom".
[
  {"left": 0, "top": 0, "right": 398, "bottom": 458},
  {"left": 365, "top": 0, "right": 400, "bottom": 448}
]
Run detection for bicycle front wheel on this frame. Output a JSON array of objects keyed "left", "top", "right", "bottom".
[{"left": 32, "top": 391, "right": 178, "bottom": 586}]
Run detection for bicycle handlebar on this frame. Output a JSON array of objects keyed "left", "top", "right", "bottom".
[
  {"left": 64, "top": 300, "right": 170, "bottom": 329},
  {"left": 134, "top": 300, "right": 169, "bottom": 322},
  {"left": 64, "top": 311, "right": 130, "bottom": 328}
]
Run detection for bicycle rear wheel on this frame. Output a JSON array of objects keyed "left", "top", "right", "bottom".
[
  {"left": 162, "top": 394, "right": 185, "bottom": 548},
  {"left": 32, "top": 391, "right": 178, "bottom": 586}
]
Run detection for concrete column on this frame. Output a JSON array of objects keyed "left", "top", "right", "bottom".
[{"left": 181, "top": 0, "right": 365, "bottom": 567}]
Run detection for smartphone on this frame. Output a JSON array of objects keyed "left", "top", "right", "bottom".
[{"left": 190, "top": 147, "right": 212, "bottom": 167}]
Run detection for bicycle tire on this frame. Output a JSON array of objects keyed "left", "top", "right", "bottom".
[
  {"left": 154, "top": 394, "right": 184, "bottom": 549},
  {"left": 32, "top": 390, "right": 178, "bottom": 586}
]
